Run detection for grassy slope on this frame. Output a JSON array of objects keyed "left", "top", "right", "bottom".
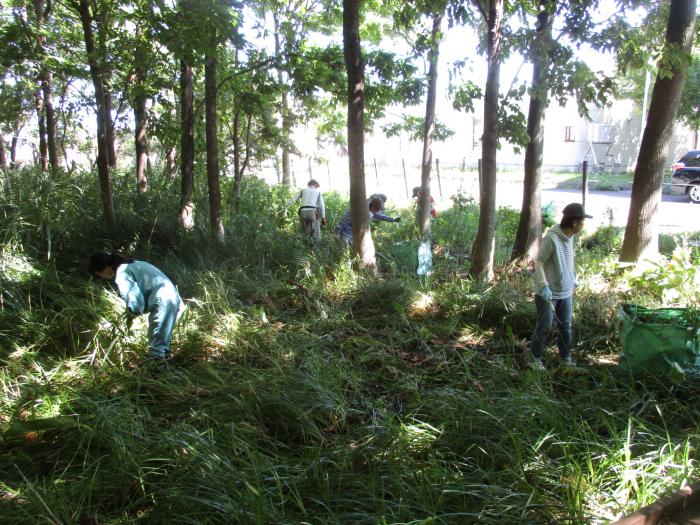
[{"left": 0, "top": 171, "right": 699, "bottom": 524}]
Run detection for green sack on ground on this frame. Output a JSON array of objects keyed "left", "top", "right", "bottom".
[
  {"left": 391, "top": 240, "right": 432, "bottom": 275},
  {"left": 617, "top": 304, "right": 700, "bottom": 376}
]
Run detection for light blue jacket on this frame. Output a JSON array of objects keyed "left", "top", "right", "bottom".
[{"left": 115, "top": 261, "right": 178, "bottom": 314}]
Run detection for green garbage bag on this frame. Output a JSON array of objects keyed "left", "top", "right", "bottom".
[
  {"left": 617, "top": 304, "right": 700, "bottom": 375},
  {"left": 391, "top": 240, "right": 432, "bottom": 275},
  {"left": 542, "top": 202, "right": 556, "bottom": 227}
]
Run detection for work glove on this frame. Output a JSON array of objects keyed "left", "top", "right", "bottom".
[
  {"left": 393, "top": 217, "right": 401, "bottom": 223},
  {"left": 538, "top": 285, "right": 552, "bottom": 302},
  {"left": 321, "top": 218, "right": 327, "bottom": 226}
]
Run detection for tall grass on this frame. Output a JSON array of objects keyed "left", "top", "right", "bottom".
[{"left": 1, "top": 167, "right": 698, "bottom": 524}]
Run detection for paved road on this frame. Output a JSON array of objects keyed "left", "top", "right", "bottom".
[{"left": 531, "top": 188, "right": 699, "bottom": 234}]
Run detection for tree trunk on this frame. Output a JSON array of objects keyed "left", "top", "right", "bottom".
[
  {"left": 233, "top": 110, "right": 243, "bottom": 198},
  {"left": 418, "top": 13, "right": 443, "bottom": 240},
  {"left": 35, "top": 91, "right": 48, "bottom": 172},
  {"left": 512, "top": 0, "right": 553, "bottom": 262},
  {"left": 179, "top": 58, "right": 195, "bottom": 230},
  {"left": 273, "top": 12, "right": 292, "bottom": 186},
  {"left": 105, "top": 92, "right": 116, "bottom": 167},
  {"left": 620, "top": 0, "right": 696, "bottom": 262},
  {"left": 344, "top": 0, "right": 375, "bottom": 271},
  {"left": 10, "top": 121, "right": 23, "bottom": 166},
  {"left": 0, "top": 137, "right": 7, "bottom": 174},
  {"left": 76, "top": 0, "right": 116, "bottom": 228},
  {"left": 281, "top": 93, "right": 292, "bottom": 186},
  {"left": 0, "top": 137, "right": 10, "bottom": 195},
  {"left": 134, "top": 67, "right": 149, "bottom": 194},
  {"left": 470, "top": 0, "right": 503, "bottom": 281},
  {"left": 166, "top": 146, "right": 176, "bottom": 179},
  {"left": 40, "top": 71, "right": 58, "bottom": 174},
  {"left": 205, "top": 45, "right": 224, "bottom": 243},
  {"left": 32, "top": 0, "right": 58, "bottom": 175}
]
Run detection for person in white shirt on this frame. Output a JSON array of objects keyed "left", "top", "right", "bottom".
[
  {"left": 530, "top": 202, "right": 591, "bottom": 370},
  {"left": 286, "top": 179, "right": 326, "bottom": 241}
]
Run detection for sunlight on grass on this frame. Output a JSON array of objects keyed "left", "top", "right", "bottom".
[{"left": 409, "top": 292, "right": 435, "bottom": 315}]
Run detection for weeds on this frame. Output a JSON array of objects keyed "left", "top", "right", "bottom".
[{"left": 0, "top": 167, "right": 699, "bottom": 524}]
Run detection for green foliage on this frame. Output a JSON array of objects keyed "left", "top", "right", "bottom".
[
  {"left": 381, "top": 114, "right": 455, "bottom": 142},
  {"left": 450, "top": 80, "right": 482, "bottom": 114},
  {"left": 625, "top": 245, "right": 700, "bottom": 307},
  {"left": 497, "top": 85, "right": 529, "bottom": 152},
  {"left": 582, "top": 225, "right": 624, "bottom": 254}
]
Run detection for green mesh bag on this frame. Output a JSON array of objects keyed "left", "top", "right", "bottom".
[
  {"left": 617, "top": 304, "right": 700, "bottom": 376},
  {"left": 390, "top": 240, "right": 432, "bottom": 275}
]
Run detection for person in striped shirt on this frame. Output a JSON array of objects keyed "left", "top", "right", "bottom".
[
  {"left": 530, "top": 202, "right": 591, "bottom": 369},
  {"left": 335, "top": 195, "right": 400, "bottom": 246}
]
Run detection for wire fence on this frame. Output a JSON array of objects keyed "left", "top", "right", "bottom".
[{"left": 256, "top": 156, "right": 587, "bottom": 207}]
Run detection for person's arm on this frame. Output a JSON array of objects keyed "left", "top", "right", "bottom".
[
  {"left": 114, "top": 269, "right": 146, "bottom": 314},
  {"left": 534, "top": 260, "right": 547, "bottom": 292},
  {"left": 285, "top": 190, "right": 301, "bottom": 210},
  {"left": 371, "top": 211, "right": 400, "bottom": 223},
  {"left": 534, "top": 239, "right": 553, "bottom": 299}
]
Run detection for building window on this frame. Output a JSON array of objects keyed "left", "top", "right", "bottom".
[{"left": 565, "top": 126, "right": 575, "bottom": 142}]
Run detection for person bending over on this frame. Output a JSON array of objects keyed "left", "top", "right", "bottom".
[
  {"left": 90, "top": 252, "right": 181, "bottom": 363},
  {"left": 335, "top": 195, "right": 400, "bottom": 246}
]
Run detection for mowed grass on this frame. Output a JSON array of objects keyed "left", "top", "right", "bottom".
[{"left": 0, "top": 170, "right": 699, "bottom": 524}]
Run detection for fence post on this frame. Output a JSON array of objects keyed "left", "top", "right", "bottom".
[
  {"left": 401, "top": 159, "right": 409, "bottom": 198},
  {"left": 435, "top": 158, "right": 443, "bottom": 198},
  {"left": 582, "top": 160, "right": 589, "bottom": 211},
  {"left": 326, "top": 160, "right": 331, "bottom": 186},
  {"left": 373, "top": 158, "right": 379, "bottom": 189}
]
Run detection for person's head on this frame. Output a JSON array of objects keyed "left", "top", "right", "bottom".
[
  {"left": 412, "top": 187, "right": 421, "bottom": 199},
  {"left": 307, "top": 179, "right": 320, "bottom": 189},
  {"left": 368, "top": 196, "right": 384, "bottom": 214},
  {"left": 560, "top": 203, "right": 592, "bottom": 233},
  {"left": 89, "top": 252, "right": 132, "bottom": 280}
]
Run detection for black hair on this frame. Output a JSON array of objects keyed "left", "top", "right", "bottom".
[
  {"left": 89, "top": 252, "right": 133, "bottom": 277},
  {"left": 560, "top": 216, "right": 578, "bottom": 228},
  {"left": 368, "top": 196, "right": 385, "bottom": 211}
]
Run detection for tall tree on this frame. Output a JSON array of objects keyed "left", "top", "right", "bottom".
[
  {"left": 511, "top": 0, "right": 553, "bottom": 262},
  {"left": 205, "top": 33, "right": 224, "bottom": 243},
  {"left": 343, "top": 0, "right": 376, "bottom": 271},
  {"left": 33, "top": 0, "right": 58, "bottom": 174},
  {"left": 273, "top": 11, "right": 292, "bottom": 186},
  {"left": 469, "top": 0, "right": 505, "bottom": 281},
  {"left": 418, "top": 11, "right": 443, "bottom": 240},
  {"left": 74, "top": 0, "right": 116, "bottom": 228},
  {"left": 133, "top": 62, "right": 149, "bottom": 194},
  {"left": 620, "top": 0, "right": 696, "bottom": 262},
  {"left": 179, "top": 56, "right": 195, "bottom": 231},
  {"left": 511, "top": 0, "right": 617, "bottom": 261}
]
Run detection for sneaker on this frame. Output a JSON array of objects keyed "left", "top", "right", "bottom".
[
  {"left": 529, "top": 359, "right": 546, "bottom": 371},
  {"left": 142, "top": 354, "right": 172, "bottom": 374}
]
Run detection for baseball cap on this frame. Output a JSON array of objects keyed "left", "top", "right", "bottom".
[{"left": 562, "top": 203, "right": 592, "bottom": 219}]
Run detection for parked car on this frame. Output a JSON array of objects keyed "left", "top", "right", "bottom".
[{"left": 670, "top": 150, "right": 700, "bottom": 203}]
